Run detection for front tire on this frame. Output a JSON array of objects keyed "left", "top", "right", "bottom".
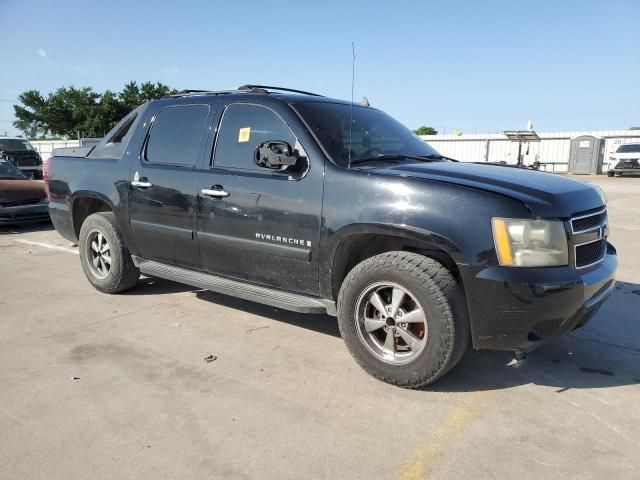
[
  {"left": 79, "top": 212, "right": 140, "bottom": 293},
  {"left": 337, "top": 252, "right": 469, "bottom": 388},
  {"left": 607, "top": 171, "right": 615, "bottom": 177}
]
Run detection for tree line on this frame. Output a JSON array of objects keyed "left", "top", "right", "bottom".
[
  {"left": 13, "top": 81, "right": 440, "bottom": 139},
  {"left": 13, "top": 81, "right": 176, "bottom": 139}
]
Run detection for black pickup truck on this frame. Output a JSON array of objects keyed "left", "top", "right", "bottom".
[{"left": 46, "top": 85, "right": 616, "bottom": 387}]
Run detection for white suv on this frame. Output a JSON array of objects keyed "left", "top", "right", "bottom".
[{"left": 607, "top": 143, "right": 640, "bottom": 177}]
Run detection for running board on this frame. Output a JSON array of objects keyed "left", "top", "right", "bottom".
[{"left": 135, "top": 258, "right": 335, "bottom": 315}]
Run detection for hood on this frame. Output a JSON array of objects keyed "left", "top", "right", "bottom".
[
  {"left": 613, "top": 152, "right": 640, "bottom": 160},
  {"left": 371, "top": 162, "right": 604, "bottom": 218},
  {"left": 0, "top": 179, "right": 46, "bottom": 204}
]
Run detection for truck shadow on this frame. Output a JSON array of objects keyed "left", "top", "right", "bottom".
[
  {"left": 124, "top": 277, "right": 200, "bottom": 296},
  {"left": 430, "top": 281, "right": 640, "bottom": 392},
  {"left": 131, "top": 276, "right": 639, "bottom": 392},
  {"left": 125, "top": 277, "right": 341, "bottom": 333},
  {"left": 194, "top": 290, "right": 342, "bottom": 338}
]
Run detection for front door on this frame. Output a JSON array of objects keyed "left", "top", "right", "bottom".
[
  {"left": 196, "top": 102, "right": 324, "bottom": 295},
  {"left": 128, "top": 103, "right": 211, "bottom": 268}
]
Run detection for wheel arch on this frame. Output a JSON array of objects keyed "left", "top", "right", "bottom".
[
  {"left": 71, "top": 191, "right": 115, "bottom": 239},
  {"left": 326, "top": 223, "right": 468, "bottom": 302}
]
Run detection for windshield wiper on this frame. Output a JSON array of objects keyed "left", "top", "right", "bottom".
[
  {"left": 349, "top": 154, "right": 447, "bottom": 166},
  {"left": 421, "top": 154, "right": 458, "bottom": 162}
]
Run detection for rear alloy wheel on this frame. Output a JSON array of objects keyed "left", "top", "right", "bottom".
[
  {"left": 86, "top": 230, "right": 112, "bottom": 279},
  {"left": 79, "top": 212, "right": 139, "bottom": 293},
  {"left": 338, "top": 251, "right": 469, "bottom": 388}
]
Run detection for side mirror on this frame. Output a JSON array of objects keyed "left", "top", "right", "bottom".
[{"left": 255, "top": 141, "right": 300, "bottom": 170}]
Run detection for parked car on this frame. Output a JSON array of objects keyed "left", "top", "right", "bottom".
[
  {"left": 46, "top": 85, "right": 616, "bottom": 388},
  {"left": 0, "top": 157, "right": 49, "bottom": 224},
  {"left": 607, "top": 143, "right": 640, "bottom": 176},
  {"left": 0, "top": 137, "right": 44, "bottom": 179}
]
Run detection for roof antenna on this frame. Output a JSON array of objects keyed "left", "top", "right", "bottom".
[{"left": 348, "top": 41, "right": 355, "bottom": 169}]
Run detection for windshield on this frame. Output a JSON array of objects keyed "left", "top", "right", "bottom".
[
  {"left": 293, "top": 101, "right": 439, "bottom": 166},
  {"left": 0, "top": 159, "right": 27, "bottom": 180},
  {"left": 616, "top": 144, "right": 640, "bottom": 154},
  {"left": 0, "top": 139, "right": 36, "bottom": 152}
]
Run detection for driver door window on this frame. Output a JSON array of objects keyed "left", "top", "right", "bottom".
[{"left": 213, "top": 104, "right": 297, "bottom": 170}]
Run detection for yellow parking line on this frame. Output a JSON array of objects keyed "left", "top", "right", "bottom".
[{"left": 396, "top": 391, "right": 492, "bottom": 480}]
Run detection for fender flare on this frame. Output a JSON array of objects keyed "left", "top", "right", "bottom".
[
  {"left": 70, "top": 190, "right": 117, "bottom": 235},
  {"left": 323, "top": 222, "right": 469, "bottom": 299}
]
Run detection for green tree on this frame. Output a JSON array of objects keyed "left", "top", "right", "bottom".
[
  {"left": 119, "top": 81, "right": 175, "bottom": 112},
  {"left": 413, "top": 126, "right": 438, "bottom": 135},
  {"left": 13, "top": 81, "right": 176, "bottom": 138},
  {"left": 13, "top": 90, "right": 47, "bottom": 138}
]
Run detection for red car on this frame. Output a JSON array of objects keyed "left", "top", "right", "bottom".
[{"left": 0, "top": 158, "right": 49, "bottom": 225}]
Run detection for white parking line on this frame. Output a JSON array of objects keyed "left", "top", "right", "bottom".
[{"left": 13, "top": 239, "right": 79, "bottom": 255}]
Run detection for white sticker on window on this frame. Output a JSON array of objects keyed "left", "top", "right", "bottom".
[
  {"left": 579, "top": 140, "right": 590, "bottom": 148},
  {"left": 238, "top": 127, "right": 251, "bottom": 143}
]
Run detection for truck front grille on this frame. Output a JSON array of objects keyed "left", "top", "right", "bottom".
[
  {"left": 570, "top": 207, "right": 608, "bottom": 269},
  {"left": 0, "top": 197, "right": 43, "bottom": 207},
  {"left": 575, "top": 238, "right": 607, "bottom": 269},
  {"left": 571, "top": 207, "right": 607, "bottom": 234}
]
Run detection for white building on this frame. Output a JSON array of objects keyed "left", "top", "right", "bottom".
[
  {"left": 31, "top": 139, "right": 81, "bottom": 159},
  {"left": 30, "top": 130, "right": 640, "bottom": 175},
  {"left": 420, "top": 130, "right": 640, "bottom": 173}
]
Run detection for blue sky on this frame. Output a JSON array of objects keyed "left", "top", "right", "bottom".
[{"left": 1, "top": 0, "right": 638, "bottom": 136}]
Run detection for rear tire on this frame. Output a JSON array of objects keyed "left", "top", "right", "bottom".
[
  {"left": 79, "top": 212, "right": 139, "bottom": 293},
  {"left": 607, "top": 171, "right": 615, "bottom": 177},
  {"left": 337, "top": 252, "right": 469, "bottom": 388}
]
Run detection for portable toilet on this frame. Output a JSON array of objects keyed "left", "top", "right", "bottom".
[{"left": 568, "top": 135, "right": 605, "bottom": 174}]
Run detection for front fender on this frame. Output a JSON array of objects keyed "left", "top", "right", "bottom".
[{"left": 329, "top": 222, "right": 466, "bottom": 263}]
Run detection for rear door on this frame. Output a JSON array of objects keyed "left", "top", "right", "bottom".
[
  {"left": 195, "top": 101, "right": 324, "bottom": 295},
  {"left": 128, "top": 103, "right": 211, "bottom": 268}
]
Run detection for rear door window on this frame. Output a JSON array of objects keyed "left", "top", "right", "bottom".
[
  {"left": 145, "top": 104, "right": 209, "bottom": 166},
  {"left": 212, "top": 103, "right": 297, "bottom": 170}
]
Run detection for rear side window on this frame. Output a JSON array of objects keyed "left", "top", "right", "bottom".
[
  {"left": 145, "top": 105, "right": 209, "bottom": 166},
  {"left": 213, "top": 104, "right": 297, "bottom": 170},
  {"left": 89, "top": 105, "right": 144, "bottom": 159},
  {"left": 109, "top": 113, "right": 137, "bottom": 144}
]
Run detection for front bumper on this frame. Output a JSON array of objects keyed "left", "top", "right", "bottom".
[
  {"left": 0, "top": 201, "right": 50, "bottom": 225},
  {"left": 462, "top": 243, "right": 617, "bottom": 351},
  {"left": 610, "top": 168, "right": 640, "bottom": 174}
]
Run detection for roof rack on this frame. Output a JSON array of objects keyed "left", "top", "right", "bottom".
[
  {"left": 237, "top": 85, "right": 323, "bottom": 97},
  {"left": 167, "top": 89, "right": 237, "bottom": 98},
  {"left": 166, "top": 85, "right": 324, "bottom": 99}
]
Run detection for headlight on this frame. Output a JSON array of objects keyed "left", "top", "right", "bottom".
[{"left": 492, "top": 218, "right": 568, "bottom": 267}]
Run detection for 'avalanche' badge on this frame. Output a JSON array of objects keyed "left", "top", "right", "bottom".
[{"left": 238, "top": 127, "right": 251, "bottom": 143}]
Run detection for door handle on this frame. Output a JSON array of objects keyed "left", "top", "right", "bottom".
[
  {"left": 201, "top": 187, "right": 230, "bottom": 198},
  {"left": 131, "top": 171, "right": 152, "bottom": 188}
]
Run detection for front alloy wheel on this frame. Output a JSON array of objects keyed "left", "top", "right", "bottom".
[{"left": 355, "top": 282, "right": 428, "bottom": 365}]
